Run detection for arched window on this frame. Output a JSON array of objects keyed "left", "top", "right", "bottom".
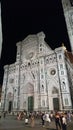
[
  {"left": 42, "top": 84, "right": 44, "bottom": 91},
  {"left": 42, "top": 100, "right": 45, "bottom": 106},
  {"left": 7, "top": 92, "right": 13, "bottom": 101}
]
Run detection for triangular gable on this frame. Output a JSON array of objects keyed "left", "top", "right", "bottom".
[{"left": 18, "top": 32, "right": 53, "bottom": 62}]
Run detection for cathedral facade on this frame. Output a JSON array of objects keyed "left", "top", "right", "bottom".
[{"left": 1, "top": 32, "right": 73, "bottom": 112}]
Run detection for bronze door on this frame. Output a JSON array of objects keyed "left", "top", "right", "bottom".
[
  {"left": 28, "top": 96, "right": 34, "bottom": 112},
  {"left": 53, "top": 98, "right": 59, "bottom": 110}
]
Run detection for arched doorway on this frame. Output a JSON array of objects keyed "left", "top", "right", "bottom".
[
  {"left": 53, "top": 98, "right": 59, "bottom": 111},
  {"left": 8, "top": 101, "right": 12, "bottom": 112},
  {"left": 28, "top": 96, "right": 34, "bottom": 112},
  {"left": 52, "top": 87, "right": 59, "bottom": 110},
  {"left": 7, "top": 92, "right": 13, "bottom": 112},
  {"left": 27, "top": 83, "right": 34, "bottom": 112}
]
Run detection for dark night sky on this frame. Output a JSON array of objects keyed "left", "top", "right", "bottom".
[{"left": 0, "top": 0, "right": 71, "bottom": 85}]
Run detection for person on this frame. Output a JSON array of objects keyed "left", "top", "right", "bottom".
[
  {"left": 25, "top": 117, "right": 29, "bottom": 125},
  {"left": 41, "top": 113, "right": 45, "bottom": 127},
  {"left": 62, "top": 114, "right": 67, "bottom": 130},
  {"left": 45, "top": 112, "right": 51, "bottom": 126},
  {"left": 24, "top": 113, "right": 29, "bottom": 125},
  {"left": 67, "top": 111, "right": 71, "bottom": 122},
  {"left": 55, "top": 112, "right": 61, "bottom": 130},
  {"left": 50, "top": 112, "right": 54, "bottom": 121},
  {"left": 17, "top": 112, "right": 21, "bottom": 120},
  {"left": 30, "top": 114, "right": 35, "bottom": 127}
]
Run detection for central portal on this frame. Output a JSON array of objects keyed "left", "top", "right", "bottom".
[
  {"left": 8, "top": 101, "right": 12, "bottom": 112},
  {"left": 53, "top": 98, "right": 59, "bottom": 110},
  {"left": 28, "top": 96, "right": 34, "bottom": 112}
]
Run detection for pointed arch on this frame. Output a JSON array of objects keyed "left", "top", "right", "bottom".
[
  {"left": 7, "top": 92, "right": 13, "bottom": 101},
  {"left": 25, "top": 82, "right": 34, "bottom": 94}
]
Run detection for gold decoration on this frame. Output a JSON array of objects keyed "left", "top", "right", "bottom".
[{"left": 62, "top": 43, "right": 67, "bottom": 51}]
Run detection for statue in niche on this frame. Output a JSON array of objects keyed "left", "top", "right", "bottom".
[
  {"left": 23, "top": 73, "right": 25, "bottom": 83},
  {"left": 62, "top": 81, "right": 66, "bottom": 90},
  {"left": 42, "top": 84, "right": 44, "bottom": 91}
]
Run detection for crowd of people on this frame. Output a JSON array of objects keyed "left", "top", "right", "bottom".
[
  {"left": 16, "top": 110, "right": 73, "bottom": 130},
  {"left": 0, "top": 110, "right": 73, "bottom": 129},
  {"left": 41, "top": 111, "right": 72, "bottom": 130}
]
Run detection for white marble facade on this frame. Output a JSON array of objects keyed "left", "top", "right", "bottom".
[{"left": 1, "top": 32, "right": 72, "bottom": 112}]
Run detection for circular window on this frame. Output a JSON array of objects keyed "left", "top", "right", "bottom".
[{"left": 50, "top": 69, "right": 56, "bottom": 75}]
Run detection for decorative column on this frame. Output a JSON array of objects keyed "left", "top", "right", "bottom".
[
  {"left": 2, "top": 65, "right": 9, "bottom": 111},
  {"left": 16, "top": 42, "right": 21, "bottom": 111}
]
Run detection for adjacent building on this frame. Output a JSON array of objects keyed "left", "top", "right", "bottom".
[
  {"left": 0, "top": 3, "right": 2, "bottom": 58},
  {"left": 62, "top": 0, "right": 73, "bottom": 53},
  {"left": 1, "top": 32, "right": 73, "bottom": 112}
]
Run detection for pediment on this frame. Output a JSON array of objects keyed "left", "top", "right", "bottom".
[{"left": 17, "top": 32, "right": 53, "bottom": 62}]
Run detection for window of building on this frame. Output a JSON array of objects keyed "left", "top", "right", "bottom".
[
  {"left": 46, "top": 58, "right": 49, "bottom": 63},
  {"left": 41, "top": 84, "right": 44, "bottom": 91},
  {"left": 41, "top": 75, "right": 43, "bottom": 79},
  {"left": 59, "top": 54, "right": 62, "bottom": 59},
  {"left": 40, "top": 44, "right": 42, "bottom": 47},
  {"left": 28, "top": 62, "right": 30, "bottom": 66},
  {"left": 9, "top": 78, "right": 14, "bottom": 83},
  {"left": 41, "top": 68, "right": 43, "bottom": 73},
  {"left": 50, "top": 57, "right": 52, "bottom": 60},
  {"left": 32, "top": 62, "right": 34, "bottom": 65},
  {"left": 50, "top": 69, "right": 56, "bottom": 75},
  {"left": 60, "top": 64, "right": 63, "bottom": 69},
  {"left": 42, "top": 84, "right": 44, "bottom": 88},
  {"left": 42, "top": 100, "right": 45, "bottom": 106},
  {"left": 61, "top": 71, "right": 64, "bottom": 75},
  {"left": 40, "top": 48, "right": 42, "bottom": 51},
  {"left": 14, "top": 89, "right": 16, "bottom": 92},
  {"left": 65, "top": 98, "right": 69, "bottom": 105},
  {"left": 62, "top": 81, "right": 66, "bottom": 90},
  {"left": 54, "top": 56, "right": 56, "bottom": 59},
  {"left": 25, "top": 65, "right": 27, "bottom": 67}
]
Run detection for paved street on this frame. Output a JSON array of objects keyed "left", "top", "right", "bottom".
[{"left": 0, "top": 115, "right": 73, "bottom": 130}]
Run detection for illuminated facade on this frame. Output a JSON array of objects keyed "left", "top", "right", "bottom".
[{"left": 1, "top": 32, "right": 73, "bottom": 112}]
